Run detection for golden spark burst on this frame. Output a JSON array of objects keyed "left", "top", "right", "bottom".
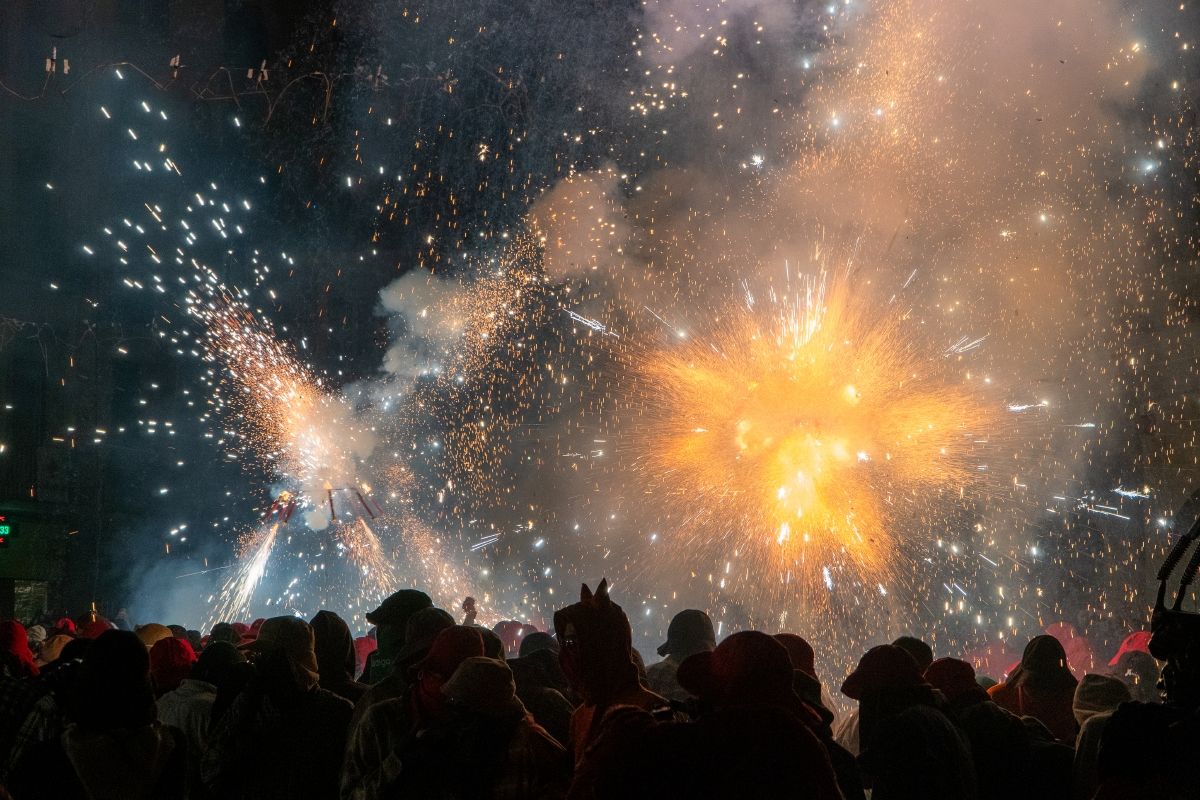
[{"left": 631, "top": 276, "right": 992, "bottom": 587}]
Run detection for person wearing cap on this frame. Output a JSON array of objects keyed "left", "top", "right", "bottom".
[
  {"left": 644, "top": 609, "right": 715, "bottom": 704},
  {"left": 201, "top": 616, "right": 352, "bottom": 800},
  {"left": 833, "top": 635, "right": 933, "bottom": 757},
  {"left": 988, "top": 635, "right": 1079, "bottom": 742},
  {"left": 342, "top": 625, "right": 485, "bottom": 800},
  {"left": 842, "top": 644, "right": 976, "bottom": 800},
  {"left": 349, "top": 605, "right": 455, "bottom": 730},
  {"left": 359, "top": 588, "right": 432, "bottom": 684}
]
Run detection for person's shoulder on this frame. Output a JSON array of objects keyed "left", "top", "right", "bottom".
[{"left": 311, "top": 685, "right": 353, "bottom": 715}]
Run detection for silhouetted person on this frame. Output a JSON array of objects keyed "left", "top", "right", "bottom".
[
  {"left": 645, "top": 609, "right": 715, "bottom": 702},
  {"left": 1071, "top": 673, "right": 1132, "bottom": 800},
  {"left": 843, "top": 644, "right": 977, "bottom": 800},
  {"left": 508, "top": 631, "right": 575, "bottom": 745},
  {"left": 149, "top": 636, "right": 196, "bottom": 697},
  {"left": 202, "top": 616, "right": 352, "bottom": 800},
  {"left": 342, "top": 625, "right": 486, "bottom": 800},
  {"left": 157, "top": 640, "right": 245, "bottom": 800},
  {"left": 359, "top": 589, "right": 432, "bottom": 685},
  {"left": 926, "top": 657, "right": 1070, "bottom": 800},
  {"left": 989, "top": 635, "right": 1079, "bottom": 742},
  {"left": 8, "top": 629, "right": 187, "bottom": 800},
  {"left": 350, "top": 606, "right": 455, "bottom": 729},
  {"left": 552, "top": 580, "right": 670, "bottom": 764},
  {"left": 311, "top": 609, "right": 368, "bottom": 705},
  {"left": 568, "top": 631, "right": 844, "bottom": 800}
]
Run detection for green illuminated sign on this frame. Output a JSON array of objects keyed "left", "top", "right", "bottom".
[{"left": 0, "top": 525, "right": 10, "bottom": 536}]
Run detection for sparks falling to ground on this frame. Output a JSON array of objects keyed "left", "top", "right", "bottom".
[{"left": 630, "top": 271, "right": 993, "bottom": 590}]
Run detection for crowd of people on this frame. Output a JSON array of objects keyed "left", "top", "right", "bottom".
[{"left": 0, "top": 579, "right": 1197, "bottom": 799}]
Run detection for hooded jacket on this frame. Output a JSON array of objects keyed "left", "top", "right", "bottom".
[{"left": 552, "top": 580, "right": 669, "bottom": 763}]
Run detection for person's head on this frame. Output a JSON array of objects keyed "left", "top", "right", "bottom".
[
  {"left": 210, "top": 622, "right": 240, "bottom": 646},
  {"left": 149, "top": 636, "right": 196, "bottom": 696},
  {"left": 394, "top": 607, "right": 456, "bottom": 674},
  {"left": 925, "top": 658, "right": 989, "bottom": 707},
  {"left": 678, "top": 630, "right": 801, "bottom": 714},
  {"left": 242, "top": 616, "right": 320, "bottom": 692},
  {"left": 1073, "top": 673, "right": 1131, "bottom": 727},
  {"left": 518, "top": 631, "right": 559, "bottom": 659},
  {"left": 657, "top": 610, "right": 716, "bottom": 660},
  {"left": 192, "top": 641, "right": 245, "bottom": 686},
  {"left": 365, "top": 589, "right": 433, "bottom": 661},
  {"left": 891, "top": 635, "right": 934, "bottom": 673},
  {"left": 492, "top": 621, "right": 537, "bottom": 658},
  {"left": 80, "top": 618, "right": 115, "bottom": 640},
  {"left": 1010, "top": 634, "right": 1076, "bottom": 692},
  {"left": 553, "top": 579, "right": 641, "bottom": 705},
  {"left": 1113, "top": 650, "right": 1161, "bottom": 703},
  {"left": 843, "top": 644, "right": 938, "bottom": 746},
  {"left": 0, "top": 620, "right": 39, "bottom": 678},
  {"left": 841, "top": 644, "right": 927, "bottom": 702},
  {"left": 168, "top": 624, "right": 188, "bottom": 639},
  {"left": 135, "top": 623, "right": 172, "bottom": 650},
  {"left": 310, "top": 609, "right": 356, "bottom": 683},
  {"left": 413, "top": 626, "right": 485, "bottom": 718},
  {"left": 69, "top": 630, "right": 156, "bottom": 731},
  {"left": 774, "top": 633, "right": 817, "bottom": 679},
  {"left": 442, "top": 656, "right": 527, "bottom": 718},
  {"left": 479, "top": 627, "right": 505, "bottom": 660},
  {"left": 1149, "top": 601, "right": 1200, "bottom": 708}
]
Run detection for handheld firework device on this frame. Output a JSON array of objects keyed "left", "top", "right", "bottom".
[{"left": 1150, "top": 488, "right": 1200, "bottom": 661}]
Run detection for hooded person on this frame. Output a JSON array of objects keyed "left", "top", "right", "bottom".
[
  {"left": 508, "top": 632, "right": 575, "bottom": 746},
  {"left": 552, "top": 579, "right": 671, "bottom": 764},
  {"left": 568, "top": 631, "right": 845, "bottom": 800},
  {"left": 0, "top": 620, "right": 45, "bottom": 773},
  {"left": 342, "top": 625, "right": 486, "bottom": 800},
  {"left": 359, "top": 588, "right": 432, "bottom": 684},
  {"left": 843, "top": 644, "right": 978, "bottom": 800},
  {"left": 201, "top": 616, "right": 352, "bottom": 800},
  {"left": 372, "top": 657, "right": 572, "bottom": 799},
  {"left": 149, "top": 636, "right": 196, "bottom": 697},
  {"left": 157, "top": 641, "right": 245, "bottom": 800},
  {"left": 681, "top": 631, "right": 857, "bottom": 800},
  {"left": 349, "top": 605, "right": 455, "bottom": 730},
  {"left": 988, "top": 634, "right": 1079, "bottom": 742},
  {"left": 6, "top": 629, "right": 187, "bottom": 800},
  {"left": 644, "top": 609, "right": 715, "bottom": 703},
  {"left": 0, "top": 620, "right": 40, "bottom": 679},
  {"left": 1070, "top": 674, "right": 1132, "bottom": 800},
  {"left": 927, "top": 658, "right": 1071, "bottom": 800},
  {"left": 310, "top": 609, "right": 368, "bottom": 705}
]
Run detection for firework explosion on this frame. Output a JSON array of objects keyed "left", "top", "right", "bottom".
[
  {"left": 627, "top": 270, "right": 992, "bottom": 591},
  {"left": 37, "top": 0, "right": 1197, "bottom": 671}
]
